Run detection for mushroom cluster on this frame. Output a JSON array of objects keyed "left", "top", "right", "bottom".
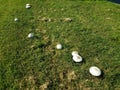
[
  {"left": 72, "top": 51, "right": 82, "bottom": 63},
  {"left": 55, "top": 46, "right": 102, "bottom": 77},
  {"left": 13, "top": 3, "right": 102, "bottom": 78}
]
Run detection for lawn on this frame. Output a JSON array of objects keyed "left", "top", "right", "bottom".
[{"left": 0, "top": 0, "right": 120, "bottom": 90}]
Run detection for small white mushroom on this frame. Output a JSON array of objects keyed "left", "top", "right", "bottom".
[
  {"left": 26, "top": 4, "right": 31, "bottom": 9},
  {"left": 72, "top": 54, "right": 82, "bottom": 62},
  {"left": 28, "top": 33, "right": 34, "bottom": 38},
  {"left": 64, "top": 18, "right": 72, "bottom": 22},
  {"left": 89, "top": 66, "right": 101, "bottom": 76},
  {"left": 72, "top": 51, "right": 79, "bottom": 56},
  {"left": 41, "top": 17, "right": 48, "bottom": 22},
  {"left": 26, "top": 5, "right": 31, "bottom": 9},
  {"left": 14, "top": 18, "right": 18, "bottom": 22},
  {"left": 56, "top": 43, "right": 62, "bottom": 50},
  {"left": 26, "top": 4, "right": 30, "bottom": 6}
]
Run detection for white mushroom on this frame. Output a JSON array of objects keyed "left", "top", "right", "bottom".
[
  {"left": 56, "top": 43, "right": 62, "bottom": 50},
  {"left": 26, "top": 4, "right": 30, "bottom": 6},
  {"left": 26, "top": 5, "right": 31, "bottom": 9},
  {"left": 14, "top": 18, "right": 18, "bottom": 22},
  {"left": 64, "top": 18, "right": 72, "bottom": 22},
  {"left": 26, "top": 4, "right": 31, "bottom": 9},
  {"left": 72, "top": 51, "right": 79, "bottom": 56},
  {"left": 28, "top": 33, "right": 34, "bottom": 38},
  {"left": 72, "top": 54, "right": 82, "bottom": 62},
  {"left": 89, "top": 66, "right": 101, "bottom": 76}
]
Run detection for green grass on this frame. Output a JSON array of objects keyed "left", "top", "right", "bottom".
[{"left": 0, "top": 0, "right": 120, "bottom": 89}]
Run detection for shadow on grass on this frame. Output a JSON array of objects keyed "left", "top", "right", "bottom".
[
  {"left": 98, "top": 70, "right": 105, "bottom": 79},
  {"left": 71, "top": 58, "right": 86, "bottom": 67},
  {"left": 109, "top": 0, "right": 120, "bottom": 4}
]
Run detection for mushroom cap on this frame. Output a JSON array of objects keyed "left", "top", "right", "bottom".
[
  {"left": 26, "top": 5, "right": 31, "bottom": 9},
  {"left": 89, "top": 66, "right": 101, "bottom": 76},
  {"left": 26, "top": 4, "right": 30, "bottom": 6},
  {"left": 56, "top": 44, "right": 62, "bottom": 49},
  {"left": 73, "top": 54, "right": 82, "bottom": 62},
  {"left": 64, "top": 18, "right": 72, "bottom": 22},
  {"left": 14, "top": 18, "right": 18, "bottom": 21},
  {"left": 28, "top": 33, "right": 34, "bottom": 38},
  {"left": 72, "top": 51, "right": 78, "bottom": 56}
]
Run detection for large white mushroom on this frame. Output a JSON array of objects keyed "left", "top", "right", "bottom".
[
  {"left": 72, "top": 54, "right": 82, "bottom": 62},
  {"left": 56, "top": 43, "right": 62, "bottom": 50},
  {"left": 89, "top": 66, "right": 101, "bottom": 76},
  {"left": 28, "top": 33, "right": 34, "bottom": 38}
]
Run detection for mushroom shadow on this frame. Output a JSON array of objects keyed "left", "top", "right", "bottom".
[
  {"left": 72, "top": 57, "right": 86, "bottom": 66},
  {"left": 97, "top": 70, "right": 105, "bottom": 79},
  {"left": 82, "top": 58, "right": 86, "bottom": 64}
]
